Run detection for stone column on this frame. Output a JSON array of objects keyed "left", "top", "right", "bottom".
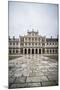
[
  {"left": 11, "top": 49, "right": 13, "bottom": 54},
  {"left": 51, "top": 49, "right": 53, "bottom": 54},
  {"left": 15, "top": 49, "right": 16, "bottom": 54},
  {"left": 49, "top": 49, "right": 50, "bottom": 54},
  {"left": 34, "top": 48, "right": 35, "bottom": 54},
  {"left": 45, "top": 48, "right": 47, "bottom": 54},
  {"left": 41, "top": 48, "right": 42, "bottom": 54},
  {"left": 27, "top": 48, "right": 28, "bottom": 54},
  {"left": 38, "top": 48, "right": 39, "bottom": 54},
  {"left": 30, "top": 48, "right": 32, "bottom": 54},
  {"left": 23, "top": 48, "right": 24, "bottom": 54}
]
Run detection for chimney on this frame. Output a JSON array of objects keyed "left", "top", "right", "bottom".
[
  {"left": 13, "top": 36, "right": 15, "bottom": 40},
  {"left": 51, "top": 36, "right": 52, "bottom": 39}
]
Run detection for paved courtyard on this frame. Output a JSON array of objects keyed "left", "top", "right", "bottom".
[{"left": 9, "top": 55, "right": 58, "bottom": 88}]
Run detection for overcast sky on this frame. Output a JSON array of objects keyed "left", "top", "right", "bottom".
[{"left": 8, "top": 1, "right": 58, "bottom": 38}]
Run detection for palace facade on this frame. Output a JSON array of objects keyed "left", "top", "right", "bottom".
[{"left": 9, "top": 30, "right": 58, "bottom": 54}]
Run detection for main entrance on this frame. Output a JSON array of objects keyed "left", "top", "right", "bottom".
[{"left": 23, "top": 48, "right": 42, "bottom": 54}]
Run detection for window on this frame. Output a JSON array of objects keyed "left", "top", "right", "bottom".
[
  {"left": 47, "top": 43, "right": 48, "bottom": 45},
  {"left": 53, "top": 42, "right": 54, "bottom": 45},
  {"left": 35, "top": 43, "right": 37, "bottom": 45},
  {"left": 25, "top": 43, "right": 27, "bottom": 45},
  {"left": 10, "top": 42, "right": 12, "bottom": 45},
  {"left": 35, "top": 38, "right": 37, "bottom": 40},
  {"left": 21, "top": 43, "right": 23, "bottom": 45},
  {"left": 32, "top": 33, "right": 34, "bottom": 36},
  {"left": 50, "top": 49, "right": 51, "bottom": 53},
  {"left": 50, "top": 42, "right": 51, "bottom": 45},
  {"left": 39, "top": 43, "right": 40, "bottom": 45},
  {"left": 39, "top": 38, "right": 40, "bottom": 41},
  {"left": 42, "top": 38, "right": 45, "bottom": 42},
  {"left": 13, "top": 50, "right": 15, "bottom": 53},
  {"left": 29, "top": 43, "right": 31, "bottom": 45},
  {"left": 56, "top": 49, "right": 58, "bottom": 53},
  {"left": 16, "top": 50, "right": 18, "bottom": 53},
  {"left": 25, "top": 38, "right": 27, "bottom": 40},
  {"left": 16, "top": 42, "right": 18, "bottom": 45},
  {"left": 32, "top": 43, "right": 34, "bottom": 45},
  {"left": 29, "top": 38, "right": 30, "bottom": 40},
  {"left": 32, "top": 38, "right": 34, "bottom": 41},
  {"left": 42, "top": 43, "right": 45, "bottom": 46},
  {"left": 53, "top": 49, "right": 54, "bottom": 53},
  {"left": 13, "top": 42, "right": 15, "bottom": 45},
  {"left": 47, "top": 49, "right": 49, "bottom": 53},
  {"left": 9, "top": 50, "right": 11, "bottom": 54}
]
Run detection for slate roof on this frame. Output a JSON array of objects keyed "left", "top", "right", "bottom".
[{"left": 46, "top": 38, "right": 58, "bottom": 42}]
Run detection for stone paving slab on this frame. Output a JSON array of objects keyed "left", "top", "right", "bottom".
[
  {"left": 27, "top": 82, "right": 41, "bottom": 87},
  {"left": 10, "top": 83, "right": 28, "bottom": 88},
  {"left": 26, "top": 76, "right": 48, "bottom": 83},
  {"left": 14, "top": 76, "right": 27, "bottom": 83},
  {"left": 41, "top": 80, "right": 58, "bottom": 86},
  {"left": 9, "top": 55, "right": 58, "bottom": 88}
]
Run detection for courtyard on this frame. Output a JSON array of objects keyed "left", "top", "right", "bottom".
[{"left": 9, "top": 54, "right": 58, "bottom": 88}]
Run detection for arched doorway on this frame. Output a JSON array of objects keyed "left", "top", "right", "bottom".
[
  {"left": 28, "top": 49, "right": 30, "bottom": 54},
  {"left": 36, "top": 49, "right": 38, "bottom": 54},
  {"left": 39, "top": 49, "right": 41, "bottom": 54},
  {"left": 25, "top": 49, "right": 27, "bottom": 54},
  {"left": 32, "top": 49, "right": 34, "bottom": 54}
]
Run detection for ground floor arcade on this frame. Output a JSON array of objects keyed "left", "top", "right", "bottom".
[{"left": 20, "top": 48, "right": 58, "bottom": 54}]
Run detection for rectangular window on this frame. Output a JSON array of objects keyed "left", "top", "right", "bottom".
[
  {"left": 39, "top": 43, "right": 40, "bottom": 45},
  {"left": 35, "top": 38, "right": 37, "bottom": 40},
  {"left": 47, "top": 43, "right": 48, "bottom": 45},
  {"left": 29, "top": 43, "right": 31, "bottom": 45},
  {"left": 53, "top": 42, "right": 54, "bottom": 45},
  {"left": 10, "top": 42, "right": 12, "bottom": 45},
  {"left": 13, "top": 42, "right": 15, "bottom": 45},
  {"left": 16, "top": 50, "right": 18, "bottom": 53},
  {"left": 9, "top": 50, "right": 11, "bottom": 54},
  {"left": 16, "top": 42, "right": 18, "bottom": 45},
  {"left": 47, "top": 49, "right": 49, "bottom": 53},
  {"left": 32, "top": 43, "right": 34, "bottom": 45},
  {"left": 50, "top": 42, "right": 51, "bottom": 45},
  {"left": 13, "top": 50, "right": 15, "bottom": 53},
  {"left": 25, "top": 43, "right": 27, "bottom": 45},
  {"left": 35, "top": 43, "right": 37, "bottom": 45},
  {"left": 25, "top": 38, "right": 27, "bottom": 40}
]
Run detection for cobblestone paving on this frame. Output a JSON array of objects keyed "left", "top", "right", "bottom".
[{"left": 9, "top": 55, "right": 58, "bottom": 88}]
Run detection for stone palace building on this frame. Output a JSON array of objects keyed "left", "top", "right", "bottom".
[{"left": 9, "top": 30, "right": 58, "bottom": 54}]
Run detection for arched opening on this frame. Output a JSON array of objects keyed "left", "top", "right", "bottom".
[
  {"left": 28, "top": 49, "right": 30, "bottom": 54},
  {"left": 36, "top": 49, "right": 37, "bottom": 54},
  {"left": 32, "top": 49, "right": 34, "bottom": 54},
  {"left": 21, "top": 48, "right": 23, "bottom": 54},
  {"left": 39, "top": 49, "right": 41, "bottom": 54},
  {"left": 25, "top": 49, "right": 27, "bottom": 54}
]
